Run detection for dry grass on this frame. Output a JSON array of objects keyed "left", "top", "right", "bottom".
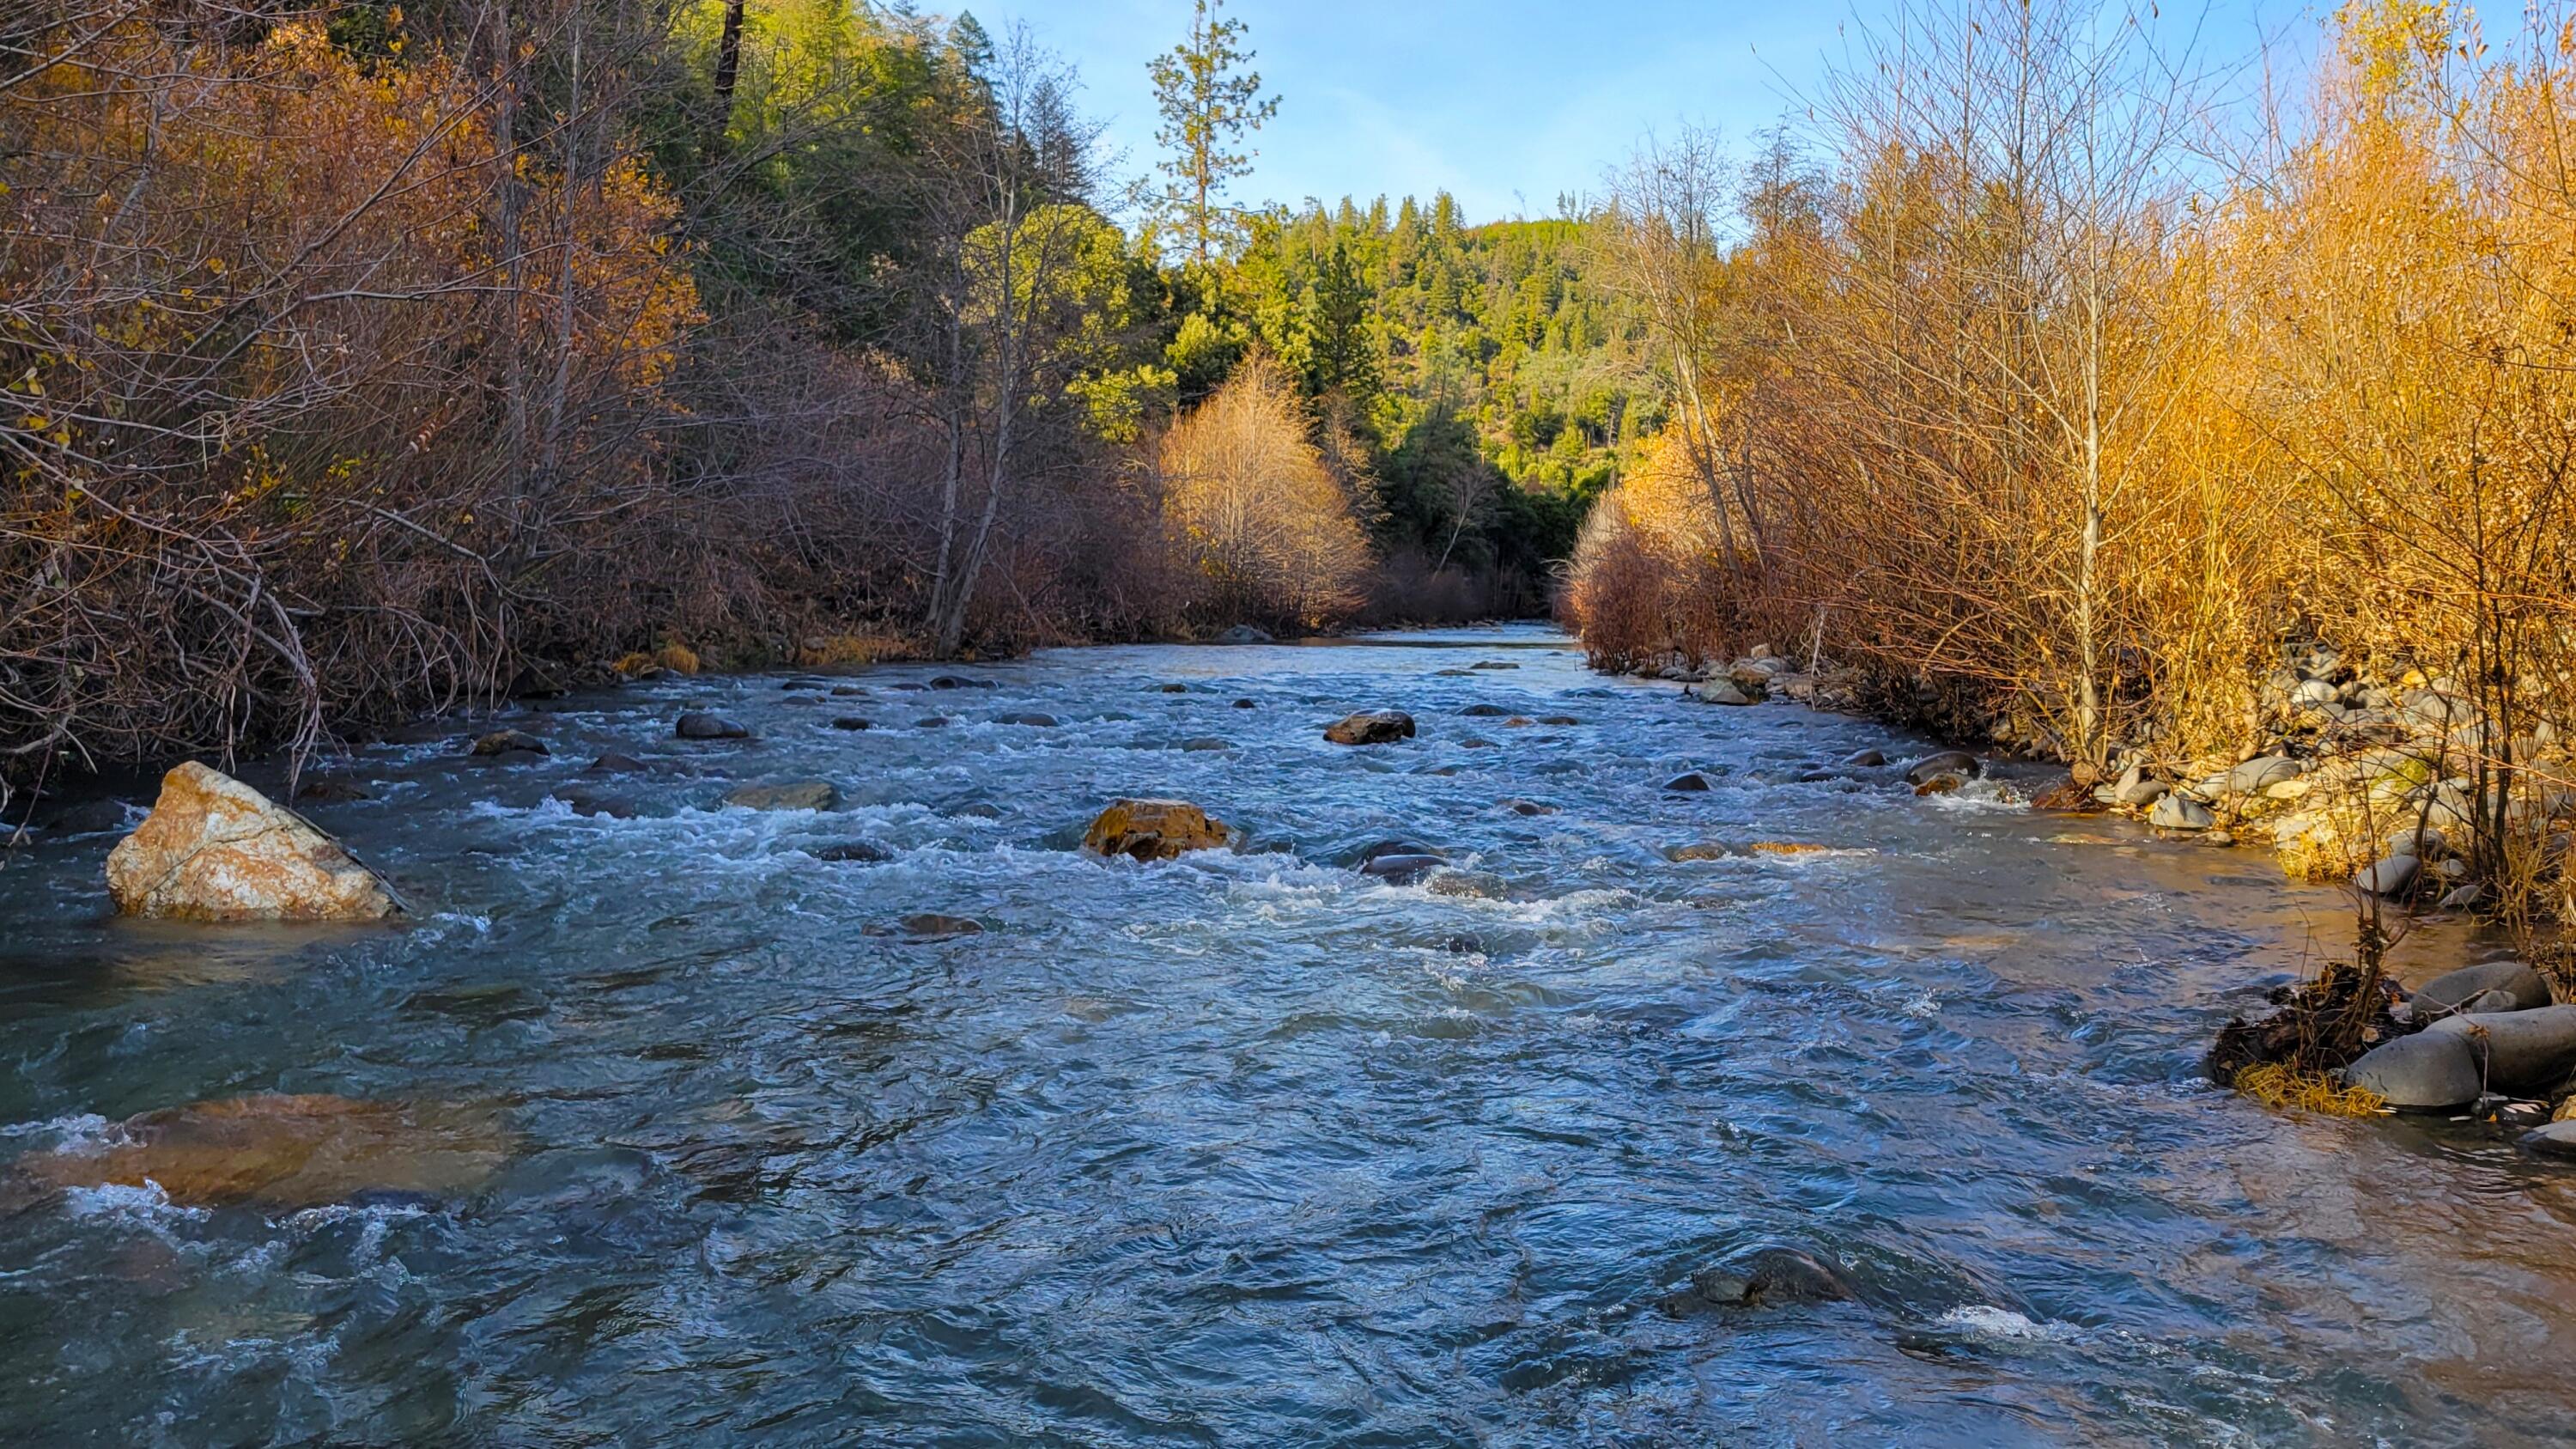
[{"left": 2232, "top": 1062, "right": 2390, "bottom": 1118}]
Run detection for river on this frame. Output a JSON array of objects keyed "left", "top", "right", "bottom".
[{"left": 3, "top": 624, "right": 2572, "bottom": 1446}]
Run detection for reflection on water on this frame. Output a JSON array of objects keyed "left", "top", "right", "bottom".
[{"left": 0, "top": 624, "right": 2567, "bottom": 1445}]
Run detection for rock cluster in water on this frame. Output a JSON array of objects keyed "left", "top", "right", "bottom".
[{"left": 1084, "top": 799, "right": 1231, "bottom": 861}]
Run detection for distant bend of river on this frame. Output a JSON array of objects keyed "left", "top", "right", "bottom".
[{"left": 2, "top": 624, "right": 2571, "bottom": 1446}]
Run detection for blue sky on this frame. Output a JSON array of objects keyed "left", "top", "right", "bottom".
[{"left": 966, "top": 0, "right": 2318, "bottom": 227}]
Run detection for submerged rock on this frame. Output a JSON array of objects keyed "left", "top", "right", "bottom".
[
  {"left": 675, "top": 713, "right": 750, "bottom": 740},
  {"left": 1324, "top": 711, "right": 1416, "bottom": 746},
  {"left": 589, "top": 752, "right": 652, "bottom": 773},
  {"left": 1665, "top": 843, "right": 1733, "bottom": 861},
  {"left": 832, "top": 717, "right": 872, "bottom": 731},
  {"left": 994, "top": 713, "right": 1060, "bottom": 728},
  {"left": 290, "top": 778, "right": 373, "bottom": 806},
  {"left": 106, "top": 764, "right": 401, "bottom": 922},
  {"left": 1658, "top": 1246, "right": 1852, "bottom": 1316},
  {"left": 896, "top": 913, "right": 983, "bottom": 941},
  {"left": 552, "top": 788, "right": 636, "bottom": 820},
  {"left": 6, "top": 1095, "right": 508, "bottom": 1209},
  {"left": 723, "top": 781, "right": 840, "bottom": 813},
  {"left": 1084, "top": 799, "right": 1230, "bottom": 861},
  {"left": 1460, "top": 703, "right": 1514, "bottom": 718},
  {"left": 1425, "top": 868, "right": 1508, "bottom": 899},
  {"left": 811, "top": 841, "right": 892, "bottom": 863},
  {"left": 2341, "top": 1032, "right": 2483, "bottom": 1111},
  {"left": 1358, "top": 853, "right": 1446, "bottom": 885}
]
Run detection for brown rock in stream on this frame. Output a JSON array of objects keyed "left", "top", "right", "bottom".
[
  {"left": 1084, "top": 800, "right": 1230, "bottom": 861},
  {"left": 106, "top": 764, "right": 401, "bottom": 922},
  {"left": 9, "top": 1095, "right": 509, "bottom": 1209}
]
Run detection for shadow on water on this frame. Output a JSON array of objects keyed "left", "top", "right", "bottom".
[{"left": 2, "top": 624, "right": 2573, "bottom": 1446}]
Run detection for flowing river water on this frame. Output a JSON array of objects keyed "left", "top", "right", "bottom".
[{"left": 3, "top": 624, "right": 2574, "bottom": 1446}]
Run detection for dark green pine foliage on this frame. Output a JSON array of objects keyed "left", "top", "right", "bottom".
[{"left": 1208, "top": 194, "right": 1656, "bottom": 603}]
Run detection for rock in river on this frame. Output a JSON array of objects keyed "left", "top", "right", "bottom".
[
  {"left": 2410, "top": 960, "right": 2553, "bottom": 1017},
  {"left": 2356, "top": 855, "right": 2420, "bottom": 898},
  {"left": 676, "top": 713, "right": 750, "bottom": 740},
  {"left": 1214, "top": 624, "right": 1273, "bottom": 644},
  {"left": 724, "top": 781, "right": 840, "bottom": 813},
  {"left": 2519, "top": 1120, "right": 2576, "bottom": 1160},
  {"left": 106, "top": 764, "right": 402, "bottom": 922},
  {"left": 1664, "top": 771, "right": 1716, "bottom": 793},
  {"left": 1360, "top": 853, "right": 1447, "bottom": 885},
  {"left": 1904, "top": 752, "right": 1982, "bottom": 787},
  {"left": 2149, "top": 795, "right": 2216, "bottom": 831},
  {"left": 2341, "top": 1032, "right": 2484, "bottom": 1111},
  {"left": 470, "top": 729, "right": 549, "bottom": 758},
  {"left": 1084, "top": 800, "right": 1230, "bottom": 861},
  {"left": 2426, "top": 1006, "right": 2576, "bottom": 1095},
  {"left": 1658, "top": 1245, "right": 1852, "bottom": 1316},
  {"left": 1324, "top": 711, "right": 1416, "bottom": 746},
  {"left": 5, "top": 1095, "right": 508, "bottom": 1209}
]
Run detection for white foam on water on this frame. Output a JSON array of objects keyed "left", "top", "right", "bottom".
[
  {"left": 0, "top": 1111, "right": 115, "bottom": 1146},
  {"left": 62, "top": 1179, "right": 209, "bottom": 1227},
  {"left": 1936, "top": 1304, "right": 2078, "bottom": 1342},
  {"left": 1923, "top": 780, "right": 2032, "bottom": 815}
]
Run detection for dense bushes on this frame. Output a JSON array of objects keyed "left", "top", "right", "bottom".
[{"left": 1562, "top": 0, "right": 2576, "bottom": 916}]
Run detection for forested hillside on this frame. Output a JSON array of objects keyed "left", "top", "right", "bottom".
[{"left": 0, "top": 0, "right": 1626, "bottom": 789}]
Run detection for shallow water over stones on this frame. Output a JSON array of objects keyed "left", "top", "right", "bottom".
[{"left": 2, "top": 624, "right": 2573, "bottom": 1445}]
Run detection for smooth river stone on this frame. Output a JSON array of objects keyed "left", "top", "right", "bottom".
[
  {"left": 2410, "top": 960, "right": 2553, "bottom": 1016},
  {"left": 2342, "top": 1032, "right": 2483, "bottom": 1111},
  {"left": 2426, "top": 1006, "right": 2576, "bottom": 1095}
]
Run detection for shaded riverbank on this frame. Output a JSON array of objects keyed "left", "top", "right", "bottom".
[{"left": 3, "top": 625, "right": 2571, "bottom": 1444}]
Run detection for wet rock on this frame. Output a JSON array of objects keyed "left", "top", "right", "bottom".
[
  {"left": 811, "top": 841, "right": 892, "bottom": 864},
  {"left": 1500, "top": 799, "right": 1557, "bottom": 816},
  {"left": 2426, "top": 1006, "right": 2576, "bottom": 1094},
  {"left": 1470, "top": 661, "right": 1519, "bottom": 671},
  {"left": 832, "top": 717, "right": 872, "bottom": 731},
  {"left": 1359, "top": 853, "right": 1446, "bottom": 885},
  {"left": 2522, "top": 1120, "right": 2576, "bottom": 1160},
  {"left": 1913, "top": 775, "right": 1966, "bottom": 798},
  {"left": 6, "top": 1095, "right": 507, "bottom": 1209},
  {"left": 1658, "top": 1246, "right": 1852, "bottom": 1316},
  {"left": 1537, "top": 715, "right": 1582, "bottom": 727},
  {"left": 2356, "top": 855, "right": 2420, "bottom": 897},
  {"left": 994, "top": 713, "right": 1060, "bottom": 728},
  {"left": 1460, "top": 737, "right": 1498, "bottom": 750},
  {"left": 1158, "top": 683, "right": 1192, "bottom": 694},
  {"left": 1842, "top": 749, "right": 1886, "bottom": 768},
  {"left": 589, "top": 752, "right": 652, "bottom": 773},
  {"left": 1179, "top": 738, "right": 1233, "bottom": 752},
  {"left": 1324, "top": 711, "right": 1416, "bottom": 746},
  {"left": 470, "top": 729, "right": 549, "bottom": 758},
  {"left": 831, "top": 685, "right": 867, "bottom": 697},
  {"left": 927, "top": 676, "right": 993, "bottom": 691},
  {"left": 106, "top": 764, "right": 401, "bottom": 922},
  {"left": 1665, "top": 843, "right": 1733, "bottom": 861},
  {"left": 896, "top": 914, "right": 982, "bottom": 941},
  {"left": 723, "top": 781, "right": 840, "bottom": 813},
  {"left": 916, "top": 716, "right": 951, "bottom": 728},
  {"left": 676, "top": 713, "right": 750, "bottom": 740},
  {"left": 2410, "top": 961, "right": 2552, "bottom": 1017},
  {"left": 1663, "top": 772, "right": 1716, "bottom": 793},
  {"left": 2341, "top": 1032, "right": 2484, "bottom": 1111},
  {"left": 1460, "top": 703, "right": 1514, "bottom": 718},
  {"left": 1425, "top": 869, "right": 1508, "bottom": 899},
  {"left": 1215, "top": 624, "right": 1273, "bottom": 644},
  {"left": 1905, "top": 751, "right": 1982, "bottom": 786},
  {"left": 1084, "top": 799, "right": 1230, "bottom": 861},
  {"left": 2031, "top": 777, "right": 2103, "bottom": 813},
  {"left": 1688, "top": 679, "right": 1759, "bottom": 706},
  {"left": 551, "top": 788, "right": 635, "bottom": 820},
  {"left": 290, "top": 778, "right": 372, "bottom": 806},
  {"left": 1233, "top": 698, "right": 1258, "bottom": 709},
  {"left": 2148, "top": 795, "right": 2215, "bottom": 831}
]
